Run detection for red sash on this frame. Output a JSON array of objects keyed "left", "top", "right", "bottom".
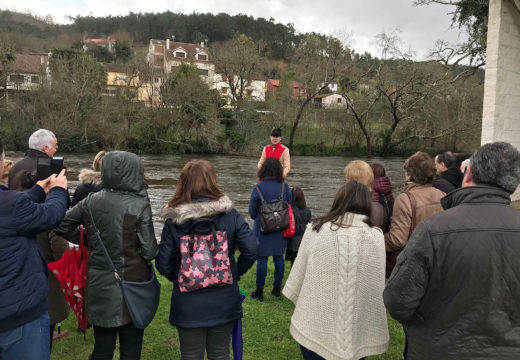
[{"left": 265, "top": 143, "right": 285, "bottom": 160}]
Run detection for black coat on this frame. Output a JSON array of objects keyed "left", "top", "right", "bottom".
[
  {"left": 384, "top": 186, "right": 520, "bottom": 360},
  {"left": 156, "top": 196, "right": 258, "bottom": 328},
  {"left": 287, "top": 206, "right": 311, "bottom": 253},
  {"left": 432, "top": 167, "right": 463, "bottom": 194}
]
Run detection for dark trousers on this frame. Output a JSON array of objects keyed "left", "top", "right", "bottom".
[
  {"left": 256, "top": 255, "right": 285, "bottom": 288},
  {"left": 91, "top": 323, "right": 144, "bottom": 360},
  {"left": 176, "top": 322, "right": 234, "bottom": 360},
  {"left": 300, "top": 345, "right": 366, "bottom": 360}
]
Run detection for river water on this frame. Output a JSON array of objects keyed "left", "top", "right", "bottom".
[{"left": 5, "top": 152, "right": 406, "bottom": 237}]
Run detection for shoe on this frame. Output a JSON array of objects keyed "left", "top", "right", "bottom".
[
  {"left": 271, "top": 285, "right": 281, "bottom": 297},
  {"left": 251, "top": 288, "right": 264, "bottom": 302}
]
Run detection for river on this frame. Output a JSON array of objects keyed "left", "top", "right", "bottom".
[{"left": 5, "top": 152, "right": 407, "bottom": 237}]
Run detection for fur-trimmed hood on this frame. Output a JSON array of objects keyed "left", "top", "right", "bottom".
[
  {"left": 161, "top": 196, "right": 234, "bottom": 225},
  {"left": 78, "top": 168, "right": 102, "bottom": 184}
]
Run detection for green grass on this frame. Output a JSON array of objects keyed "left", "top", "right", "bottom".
[{"left": 51, "top": 259, "right": 405, "bottom": 359}]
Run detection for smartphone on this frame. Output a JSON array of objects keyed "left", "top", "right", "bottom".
[{"left": 36, "top": 157, "right": 65, "bottom": 181}]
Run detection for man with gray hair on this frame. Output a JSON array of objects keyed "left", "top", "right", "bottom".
[
  {"left": 383, "top": 142, "right": 520, "bottom": 360},
  {"left": 9, "top": 129, "right": 58, "bottom": 191}
]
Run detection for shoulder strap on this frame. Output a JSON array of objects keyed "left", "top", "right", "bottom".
[
  {"left": 404, "top": 191, "right": 417, "bottom": 237},
  {"left": 279, "top": 182, "right": 285, "bottom": 200},
  {"left": 86, "top": 195, "right": 121, "bottom": 281},
  {"left": 254, "top": 184, "right": 266, "bottom": 203}
]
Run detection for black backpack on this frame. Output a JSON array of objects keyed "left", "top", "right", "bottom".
[
  {"left": 378, "top": 193, "right": 393, "bottom": 233},
  {"left": 254, "top": 184, "right": 290, "bottom": 233}
]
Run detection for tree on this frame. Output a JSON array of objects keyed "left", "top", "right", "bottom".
[
  {"left": 47, "top": 51, "right": 106, "bottom": 143},
  {"left": 161, "top": 62, "right": 221, "bottom": 151},
  {"left": 0, "top": 35, "right": 16, "bottom": 105},
  {"left": 87, "top": 45, "right": 114, "bottom": 63},
  {"left": 114, "top": 40, "right": 132, "bottom": 64},
  {"left": 287, "top": 33, "right": 346, "bottom": 149},
  {"left": 212, "top": 34, "right": 263, "bottom": 110},
  {"left": 416, "top": 0, "right": 488, "bottom": 67}
]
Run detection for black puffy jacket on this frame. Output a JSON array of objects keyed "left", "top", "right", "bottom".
[{"left": 384, "top": 186, "right": 520, "bottom": 360}]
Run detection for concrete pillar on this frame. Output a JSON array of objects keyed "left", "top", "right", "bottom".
[{"left": 482, "top": 0, "right": 520, "bottom": 200}]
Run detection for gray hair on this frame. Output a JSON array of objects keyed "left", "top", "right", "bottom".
[
  {"left": 28, "top": 129, "right": 56, "bottom": 151},
  {"left": 460, "top": 159, "right": 470, "bottom": 173},
  {"left": 470, "top": 142, "right": 520, "bottom": 194}
]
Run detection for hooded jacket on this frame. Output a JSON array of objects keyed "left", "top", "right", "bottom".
[
  {"left": 372, "top": 176, "right": 395, "bottom": 205},
  {"left": 156, "top": 196, "right": 258, "bottom": 328},
  {"left": 0, "top": 185, "right": 68, "bottom": 332},
  {"left": 54, "top": 151, "right": 158, "bottom": 328},
  {"left": 383, "top": 186, "right": 520, "bottom": 360}
]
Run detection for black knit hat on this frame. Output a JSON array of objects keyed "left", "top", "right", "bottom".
[{"left": 271, "top": 128, "right": 282, "bottom": 137}]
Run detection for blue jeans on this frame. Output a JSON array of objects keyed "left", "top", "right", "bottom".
[
  {"left": 256, "top": 255, "right": 285, "bottom": 289},
  {"left": 0, "top": 312, "right": 50, "bottom": 360}
]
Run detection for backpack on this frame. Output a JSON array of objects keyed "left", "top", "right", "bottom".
[
  {"left": 379, "top": 193, "right": 393, "bottom": 233},
  {"left": 178, "top": 218, "right": 233, "bottom": 293},
  {"left": 254, "top": 183, "right": 290, "bottom": 233}
]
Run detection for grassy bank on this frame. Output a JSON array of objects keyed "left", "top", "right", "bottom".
[{"left": 52, "top": 258, "right": 405, "bottom": 359}]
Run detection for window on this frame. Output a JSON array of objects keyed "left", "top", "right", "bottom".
[
  {"left": 198, "top": 54, "right": 207, "bottom": 61},
  {"left": 175, "top": 51, "right": 186, "bottom": 58},
  {"left": 246, "top": 89, "right": 253, "bottom": 97},
  {"left": 221, "top": 87, "right": 228, "bottom": 94},
  {"left": 9, "top": 74, "right": 24, "bottom": 84},
  {"left": 31, "top": 75, "right": 39, "bottom": 84},
  {"left": 199, "top": 69, "right": 209, "bottom": 76},
  {"left": 154, "top": 77, "right": 160, "bottom": 83},
  {"left": 337, "top": 98, "right": 342, "bottom": 103},
  {"left": 117, "top": 74, "right": 127, "bottom": 81},
  {"left": 103, "top": 88, "right": 117, "bottom": 96}
]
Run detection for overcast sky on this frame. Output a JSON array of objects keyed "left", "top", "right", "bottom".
[{"left": 1, "top": 0, "right": 466, "bottom": 59}]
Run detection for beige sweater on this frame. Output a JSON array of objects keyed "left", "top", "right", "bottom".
[{"left": 283, "top": 213, "right": 389, "bottom": 360}]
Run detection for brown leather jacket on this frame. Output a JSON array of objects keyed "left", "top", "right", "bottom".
[{"left": 385, "top": 183, "right": 444, "bottom": 252}]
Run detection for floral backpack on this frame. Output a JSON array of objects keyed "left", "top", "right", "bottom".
[{"left": 178, "top": 217, "right": 233, "bottom": 292}]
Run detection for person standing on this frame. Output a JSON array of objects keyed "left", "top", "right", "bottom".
[
  {"left": 71, "top": 150, "right": 106, "bottom": 206},
  {"left": 284, "top": 181, "right": 389, "bottom": 360},
  {"left": 285, "top": 187, "right": 311, "bottom": 268},
  {"left": 258, "top": 128, "right": 290, "bottom": 179},
  {"left": 9, "top": 129, "right": 58, "bottom": 191},
  {"left": 384, "top": 142, "right": 520, "bottom": 360},
  {"left": 250, "top": 158, "right": 292, "bottom": 301},
  {"left": 385, "top": 152, "right": 445, "bottom": 278},
  {"left": 0, "top": 137, "right": 69, "bottom": 360},
  {"left": 156, "top": 159, "right": 257, "bottom": 360},
  {"left": 432, "top": 151, "right": 463, "bottom": 194},
  {"left": 54, "top": 151, "right": 158, "bottom": 360}
]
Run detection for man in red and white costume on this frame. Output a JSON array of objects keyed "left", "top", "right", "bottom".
[{"left": 257, "top": 128, "right": 290, "bottom": 179}]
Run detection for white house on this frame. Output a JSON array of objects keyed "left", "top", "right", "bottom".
[{"left": 0, "top": 53, "right": 50, "bottom": 92}]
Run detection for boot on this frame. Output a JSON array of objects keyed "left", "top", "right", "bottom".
[
  {"left": 251, "top": 288, "right": 264, "bottom": 302},
  {"left": 271, "top": 285, "right": 281, "bottom": 297}
]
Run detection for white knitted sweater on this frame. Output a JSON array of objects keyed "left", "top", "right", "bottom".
[{"left": 283, "top": 213, "right": 389, "bottom": 360}]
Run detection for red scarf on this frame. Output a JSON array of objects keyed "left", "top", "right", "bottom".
[{"left": 265, "top": 143, "right": 285, "bottom": 160}]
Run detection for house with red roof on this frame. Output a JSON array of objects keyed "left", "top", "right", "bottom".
[{"left": 266, "top": 79, "right": 308, "bottom": 99}]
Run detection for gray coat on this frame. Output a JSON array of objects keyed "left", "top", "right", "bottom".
[{"left": 383, "top": 186, "right": 520, "bottom": 360}]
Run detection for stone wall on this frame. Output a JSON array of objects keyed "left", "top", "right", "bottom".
[{"left": 482, "top": 0, "right": 520, "bottom": 200}]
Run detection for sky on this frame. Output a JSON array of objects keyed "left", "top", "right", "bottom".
[{"left": 0, "top": 0, "right": 466, "bottom": 59}]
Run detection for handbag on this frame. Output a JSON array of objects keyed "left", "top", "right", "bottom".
[
  {"left": 283, "top": 204, "right": 295, "bottom": 239},
  {"left": 178, "top": 218, "right": 233, "bottom": 292},
  {"left": 86, "top": 197, "right": 160, "bottom": 329},
  {"left": 254, "top": 183, "right": 290, "bottom": 233}
]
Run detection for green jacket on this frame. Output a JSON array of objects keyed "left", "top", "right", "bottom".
[{"left": 55, "top": 151, "right": 158, "bottom": 327}]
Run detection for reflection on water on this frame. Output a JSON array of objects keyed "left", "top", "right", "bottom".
[{"left": 6, "top": 152, "right": 406, "bottom": 238}]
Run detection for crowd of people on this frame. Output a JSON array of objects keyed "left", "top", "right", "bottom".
[{"left": 1, "top": 127, "right": 520, "bottom": 360}]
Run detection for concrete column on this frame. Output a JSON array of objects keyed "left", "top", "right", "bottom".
[{"left": 482, "top": 0, "right": 520, "bottom": 200}]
